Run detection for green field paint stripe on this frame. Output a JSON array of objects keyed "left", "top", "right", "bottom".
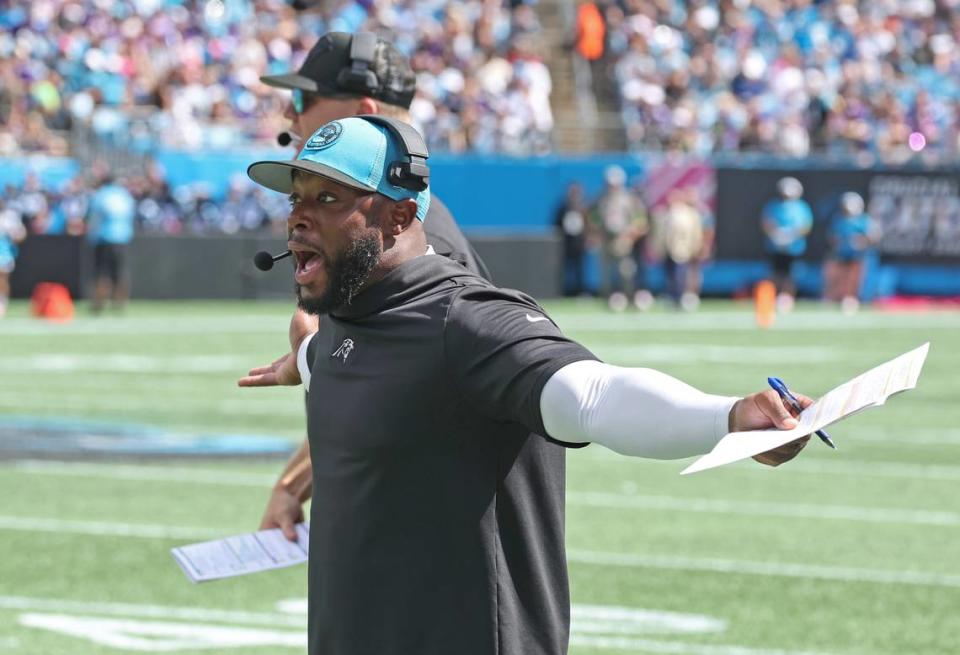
[
  {"left": 0, "top": 596, "right": 305, "bottom": 628},
  {"left": 570, "top": 635, "right": 832, "bottom": 655},
  {"left": 11, "top": 461, "right": 277, "bottom": 486},
  {"left": 0, "top": 516, "right": 224, "bottom": 541},
  {"left": 568, "top": 550, "right": 960, "bottom": 588},
  {"left": 567, "top": 491, "right": 960, "bottom": 526}
]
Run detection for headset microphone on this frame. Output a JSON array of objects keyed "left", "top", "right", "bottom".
[
  {"left": 277, "top": 131, "right": 301, "bottom": 147},
  {"left": 253, "top": 250, "right": 292, "bottom": 271}
]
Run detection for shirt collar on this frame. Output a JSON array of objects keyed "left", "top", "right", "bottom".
[{"left": 330, "top": 249, "right": 465, "bottom": 321}]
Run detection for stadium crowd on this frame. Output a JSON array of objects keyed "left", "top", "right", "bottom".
[
  {"left": 1, "top": 162, "right": 288, "bottom": 236},
  {"left": 0, "top": 0, "right": 551, "bottom": 157},
  {"left": 585, "top": 0, "right": 960, "bottom": 158}
]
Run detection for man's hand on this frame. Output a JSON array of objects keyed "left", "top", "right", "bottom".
[
  {"left": 729, "top": 389, "right": 813, "bottom": 467},
  {"left": 238, "top": 351, "right": 301, "bottom": 387},
  {"left": 260, "top": 485, "right": 305, "bottom": 541}
]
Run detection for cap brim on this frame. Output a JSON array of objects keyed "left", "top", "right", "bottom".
[
  {"left": 247, "top": 160, "right": 376, "bottom": 195},
  {"left": 259, "top": 73, "right": 319, "bottom": 92}
]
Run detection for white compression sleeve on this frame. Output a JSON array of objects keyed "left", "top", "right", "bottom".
[
  {"left": 296, "top": 332, "right": 317, "bottom": 389},
  {"left": 540, "top": 360, "right": 740, "bottom": 459}
]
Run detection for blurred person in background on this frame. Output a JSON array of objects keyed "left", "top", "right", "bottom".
[
  {"left": 0, "top": 199, "right": 27, "bottom": 318},
  {"left": 761, "top": 176, "right": 812, "bottom": 313},
  {"left": 823, "top": 192, "right": 881, "bottom": 314},
  {"left": 9, "top": 173, "right": 48, "bottom": 231},
  {"left": 655, "top": 187, "right": 707, "bottom": 312},
  {"left": 86, "top": 168, "right": 136, "bottom": 314},
  {"left": 630, "top": 175, "right": 654, "bottom": 311},
  {"left": 554, "top": 181, "right": 589, "bottom": 297},
  {"left": 592, "top": 165, "right": 647, "bottom": 312}
]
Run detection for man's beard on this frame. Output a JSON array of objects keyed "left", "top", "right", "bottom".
[{"left": 296, "top": 232, "right": 382, "bottom": 315}]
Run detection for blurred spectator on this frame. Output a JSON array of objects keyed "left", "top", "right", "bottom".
[
  {"left": 0, "top": 198, "right": 27, "bottom": 318},
  {"left": 606, "top": 1, "right": 960, "bottom": 160},
  {"left": 574, "top": 1, "right": 605, "bottom": 63},
  {"left": 653, "top": 187, "right": 708, "bottom": 311},
  {"left": 554, "top": 181, "right": 589, "bottom": 297},
  {"left": 761, "top": 176, "right": 812, "bottom": 312},
  {"left": 86, "top": 169, "right": 135, "bottom": 313},
  {"left": 823, "top": 191, "right": 881, "bottom": 313},
  {"left": 591, "top": 165, "right": 648, "bottom": 311},
  {"left": 1, "top": 0, "right": 551, "bottom": 156}
]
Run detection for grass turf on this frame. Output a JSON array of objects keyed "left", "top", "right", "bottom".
[{"left": 1, "top": 298, "right": 958, "bottom": 654}]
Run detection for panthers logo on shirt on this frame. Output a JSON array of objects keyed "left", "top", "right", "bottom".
[
  {"left": 304, "top": 122, "right": 343, "bottom": 150},
  {"left": 331, "top": 338, "right": 354, "bottom": 363}
]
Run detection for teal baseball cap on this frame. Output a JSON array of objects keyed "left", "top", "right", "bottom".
[{"left": 247, "top": 117, "right": 430, "bottom": 220}]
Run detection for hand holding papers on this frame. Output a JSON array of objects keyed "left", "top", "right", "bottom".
[
  {"left": 172, "top": 524, "right": 310, "bottom": 583},
  {"left": 682, "top": 343, "right": 930, "bottom": 475}
]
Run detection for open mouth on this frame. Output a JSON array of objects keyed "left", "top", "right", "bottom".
[{"left": 291, "top": 247, "right": 324, "bottom": 285}]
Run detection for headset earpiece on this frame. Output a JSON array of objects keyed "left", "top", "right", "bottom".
[
  {"left": 358, "top": 114, "right": 430, "bottom": 192},
  {"left": 336, "top": 32, "right": 379, "bottom": 96}
]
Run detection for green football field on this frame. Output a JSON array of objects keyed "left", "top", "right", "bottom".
[{"left": 1, "top": 299, "right": 958, "bottom": 655}]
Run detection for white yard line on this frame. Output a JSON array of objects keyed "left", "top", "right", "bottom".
[
  {"left": 570, "top": 635, "right": 830, "bottom": 655},
  {"left": 0, "top": 596, "right": 304, "bottom": 628},
  {"left": 0, "top": 394, "right": 298, "bottom": 415},
  {"left": 3, "top": 311, "right": 960, "bottom": 338},
  {"left": 785, "top": 459, "right": 960, "bottom": 481},
  {"left": 578, "top": 450, "right": 960, "bottom": 481},
  {"left": 3, "top": 512, "right": 959, "bottom": 588},
  {"left": 586, "top": 345, "right": 842, "bottom": 364},
  {"left": 566, "top": 491, "right": 960, "bottom": 526},
  {"left": 567, "top": 550, "right": 960, "bottom": 588},
  {"left": 0, "top": 354, "right": 255, "bottom": 374},
  {"left": 0, "top": 595, "right": 833, "bottom": 655},
  {"left": 0, "top": 317, "right": 287, "bottom": 336},
  {"left": 551, "top": 312, "right": 960, "bottom": 333},
  {"left": 11, "top": 461, "right": 276, "bottom": 487},
  {"left": 11, "top": 461, "right": 956, "bottom": 526},
  {"left": 0, "top": 516, "right": 223, "bottom": 541}
]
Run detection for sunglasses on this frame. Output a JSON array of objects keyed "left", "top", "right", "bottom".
[{"left": 292, "top": 88, "right": 308, "bottom": 114}]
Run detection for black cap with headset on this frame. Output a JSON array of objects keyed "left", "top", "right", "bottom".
[{"left": 260, "top": 32, "right": 416, "bottom": 109}]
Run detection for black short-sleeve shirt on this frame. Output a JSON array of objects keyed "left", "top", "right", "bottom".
[{"left": 303, "top": 254, "right": 595, "bottom": 655}]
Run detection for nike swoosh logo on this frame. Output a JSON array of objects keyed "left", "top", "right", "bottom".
[{"left": 525, "top": 314, "right": 550, "bottom": 323}]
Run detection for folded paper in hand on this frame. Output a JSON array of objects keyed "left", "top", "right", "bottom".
[
  {"left": 682, "top": 343, "right": 929, "bottom": 475},
  {"left": 172, "top": 523, "right": 309, "bottom": 583}
]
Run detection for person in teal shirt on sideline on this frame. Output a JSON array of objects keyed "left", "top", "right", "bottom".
[
  {"left": 87, "top": 172, "right": 135, "bottom": 313},
  {"left": 0, "top": 201, "right": 26, "bottom": 318},
  {"left": 823, "top": 192, "right": 881, "bottom": 313},
  {"left": 761, "top": 176, "right": 813, "bottom": 312}
]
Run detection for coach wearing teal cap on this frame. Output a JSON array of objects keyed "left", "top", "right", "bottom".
[
  {"left": 248, "top": 115, "right": 431, "bottom": 314},
  {"left": 244, "top": 116, "right": 814, "bottom": 655}
]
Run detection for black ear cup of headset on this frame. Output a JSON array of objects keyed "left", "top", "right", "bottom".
[
  {"left": 336, "top": 32, "right": 379, "bottom": 96},
  {"left": 357, "top": 114, "right": 430, "bottom": 193}
]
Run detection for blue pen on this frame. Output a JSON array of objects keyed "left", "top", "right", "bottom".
[{"left": 767, "top": 377, "right": 837, "bottom": 449}]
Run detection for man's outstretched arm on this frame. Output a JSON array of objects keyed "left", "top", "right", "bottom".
[{"left": 540, "top": 360, "right": 810, "bottom": 466}]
